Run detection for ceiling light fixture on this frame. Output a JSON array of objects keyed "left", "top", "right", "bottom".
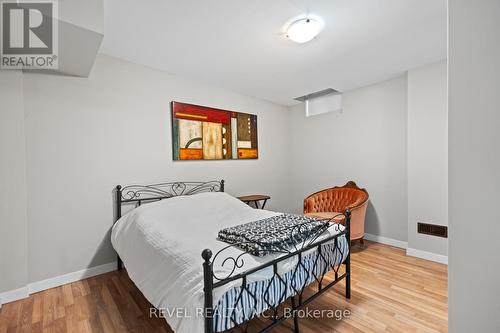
[{"left": 285, "top": 17, "right": 323, "bottom": 43}]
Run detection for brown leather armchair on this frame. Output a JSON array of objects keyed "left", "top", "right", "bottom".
[{"left": 304, "top": 181, "right": 369, "bottom": 243}]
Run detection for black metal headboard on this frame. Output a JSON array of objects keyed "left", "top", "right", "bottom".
[
  {"left": 118, "top": 179, "right": 223, "bottom": 202},
  {"left": 116, "top": 180, "right": 224, "bottom": 217},
  {"left": 114, "top": 180, "right": 224, "bottom": 270}
]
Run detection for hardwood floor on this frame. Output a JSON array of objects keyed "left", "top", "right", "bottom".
[{"left": 0, "top": 241, "right": 447, "bottom": 333}]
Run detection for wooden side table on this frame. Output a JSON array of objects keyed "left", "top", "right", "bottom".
[{"left": 238, "top": 195, "right": 270, "bottom": 209}]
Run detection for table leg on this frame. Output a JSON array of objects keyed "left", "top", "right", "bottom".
[{"left": 261, "top": 199, "right": 268, "bottom": 209}]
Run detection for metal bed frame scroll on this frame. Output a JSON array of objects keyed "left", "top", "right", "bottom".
[{"left": 114, "top": 180, "right": 351, "bottom": 333}]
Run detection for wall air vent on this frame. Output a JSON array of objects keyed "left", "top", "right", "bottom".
[{"left": 417, "top": 223, "right": 448, "bottom": 238}]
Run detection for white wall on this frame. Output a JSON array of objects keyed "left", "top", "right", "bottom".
[
  {"left": 449, "top": 0, "right": 500, "bottom": 331},
  {"left": 288, "top": 75, "right": 409, "bottom": 242},
  {"left": 22, "top": 54, "right": 291, "bottom": 283},
  {"left": 407, "top": 61, "right": 448, "bottom": 256},
  {"left": 2, "top": 55, "right": 449, "bottom": 300},
  {"left": 0, "top": 71, "right": 28, "bottom": 295}
]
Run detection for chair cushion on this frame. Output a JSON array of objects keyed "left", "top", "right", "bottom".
[{"left": 305, "top": 212, "right": 345, "bottom": 224}]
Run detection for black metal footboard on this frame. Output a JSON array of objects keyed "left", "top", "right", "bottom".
[{"left": 202, "top": 210, "right": 351, "bottom": 333}]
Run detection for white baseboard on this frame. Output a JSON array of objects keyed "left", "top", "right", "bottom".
[
  {"left": 364, "top": 233, "right": 408, "bottom": 249},
  {"left": 406, "top": 248, "right": 448, "bottom": 264},
  {"left": 0, "top": 262, "right": 116, "bottom": 306},
  {"left": 28, "top": 262, "right": 117, "bottom": 294},
  {"left": 0, "top": 286, "right": 29, "bottom": 305},
  {"left": 364, "top": 233, "right": 448, "bottom": 265}
]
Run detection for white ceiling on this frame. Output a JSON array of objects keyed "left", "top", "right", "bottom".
[{"left": 100, "top": 0, "right": 446, "bottom": 106}]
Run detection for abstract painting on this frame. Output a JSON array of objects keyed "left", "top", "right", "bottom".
[{"left": 171, "top": 102, "right": 258, "bottom": 160}]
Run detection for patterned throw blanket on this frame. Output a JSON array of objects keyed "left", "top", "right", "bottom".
[{"left": 217, "top": 214, "right": 330, "bottom": 257}]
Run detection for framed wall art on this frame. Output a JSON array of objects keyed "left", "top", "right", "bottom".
[{"left": 171, "top": 102, "right": 258, "bottom": 160}]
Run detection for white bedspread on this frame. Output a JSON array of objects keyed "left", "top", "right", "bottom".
[{"left": 111, "top": 192, "right": 344, "bottom": 333}]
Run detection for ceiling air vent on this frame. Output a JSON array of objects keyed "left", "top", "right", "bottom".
[
  {"left": 417, "top": 223, "right": 448, "bottom": 238},
  {"left": 294, "top": 88, "right": 339, "bottom": 102}
]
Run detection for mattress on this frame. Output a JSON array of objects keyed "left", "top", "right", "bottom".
[{"left": 111, "top": 191, "right": 347, "bottom": 333}]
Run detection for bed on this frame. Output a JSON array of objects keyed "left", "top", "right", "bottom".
[{"left": 112, "top": 180, "right": 351, "bottom": 333}]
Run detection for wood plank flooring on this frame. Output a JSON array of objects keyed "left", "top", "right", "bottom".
[{"left": 0, "top": 241, "right": 447, "bottom": 332}]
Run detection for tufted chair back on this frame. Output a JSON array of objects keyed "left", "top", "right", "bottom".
[{"left": 304, "top": 181, "right": 369, "bottom": 241}]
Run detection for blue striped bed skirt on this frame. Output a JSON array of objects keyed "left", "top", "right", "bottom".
[{"left": 212, "top": 235, "right": 349, "bottom": 332}]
